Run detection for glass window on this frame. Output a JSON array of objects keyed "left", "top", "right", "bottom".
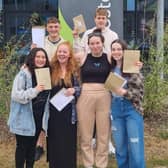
[
  {"left": 137, "top": 0, "right": 156, "bottom": 11},
  {"left": 124, "top": 0, "right": 156, "bottom": 47},
  {"left": 127, "top": 0, "right": 135, "bottom": 11},
  {"left": 4, "top": 0, "right": 58, "bottom": 11},
  {"left": 3, "top": 0, "right": 58, "bottom": 41}
]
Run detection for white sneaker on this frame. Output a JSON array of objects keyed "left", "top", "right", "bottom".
[
  {"left": 108, "top": 141, "right": 115, "bottom": 154},
  {"left": 92, "top": 138, "right": 96, "bottom": 149}
]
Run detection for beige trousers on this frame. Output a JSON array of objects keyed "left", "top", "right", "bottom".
[{"left": 77, "top": 84, "right": 111, "bottom": 168}]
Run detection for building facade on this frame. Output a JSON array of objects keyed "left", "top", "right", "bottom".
[
  {"left": 0, "top": 0, "right": 58, "bottom": 42},
  {"left": 0, "top": 0, "right": 167, "bottom": 48}
]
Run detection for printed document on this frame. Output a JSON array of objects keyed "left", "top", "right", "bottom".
[
  {"left": 50, "top": 88, "right": 74, "bottom": 111},
  {"left": 35, "top": 67, "right": 51, "bottom": 90},
  {"left": 32, "top": 26, "right": 45, "bottom": 48},
  {"left": 105, "top": 72, "right": 127, "bottom": 93},
  {"left": 123, "top": 50, "right": 140, "bottom": 73},
  {"left": 73, "top": 14, "right": 86, "bottom": 34}
]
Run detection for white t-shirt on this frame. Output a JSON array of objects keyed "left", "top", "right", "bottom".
[
  {"left": 44, "top": 36, "right": 64, "bottom": 61},
  {"left": 81, "top": 27, "right": 118, "bottom": 55}
]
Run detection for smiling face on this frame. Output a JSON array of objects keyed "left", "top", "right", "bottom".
[
  {"left": 95, "top": 14, "right": 107, "bottom": 30},
  {"left": 34, "top": 50, "right": 47, "bottom": 68},
  {"left": 46, "top": 22, "right": 61, "bottom": 39},
  {"left": 56, "top": 44, "right": 70, "bottom": 64},
  {"left": 88, "top": 36, "right": 104, "bottom": 56},
  {"left": 111, "top": 42, "right": 124, "bottom": 62}
]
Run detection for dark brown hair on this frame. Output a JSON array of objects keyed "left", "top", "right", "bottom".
[
  {"left": 88, "top": 28, "right": 104, "bottom": 45},
  {"left": 25, "top": 48, "right": 50, "bottom": 75},
  {"left": 111, "top": 39, "right": 130, "bottom": 77}
]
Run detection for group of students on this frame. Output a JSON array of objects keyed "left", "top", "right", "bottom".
[{"left": 7, "top": 7, "right": 145, "bottom": 168}]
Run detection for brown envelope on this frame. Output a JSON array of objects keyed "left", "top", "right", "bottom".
[
  {"left": 105, "top": 72, "right": 127, "bottom": 93},
  {"left": 123, "top": 50, "right": 140, "bottom": 73},
  {"left": 73, "top": 14, "right": 86, "bottom": 34},
  {"left": 35, "top": 68, "right": 51, "bottom": 90}
]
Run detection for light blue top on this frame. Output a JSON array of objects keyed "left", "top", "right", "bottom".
[{"left": 7, "top": 68, "right": 40, "bottom": 136}]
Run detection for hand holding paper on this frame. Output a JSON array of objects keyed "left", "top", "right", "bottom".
[
  {"left": 113, "top": 87, "right": 127, "bottom": 96},
  {"left": 50, "top": 88, "right": 74, "bottom": 111},
  {"left": 35, "top": 67, "right": 51, "bottom": 90},
  {"left": 73, "top": 14, "right": 87, "bottom": 34},
  {"left": 32, "top": 26, "right": 45, "bottom": 48},
  {"left": 35, "top": 84, "right": 45, "bottom": 92},
  {"left": 123, "top": 50, "right": 140, "bottom": 73},
  {"left": 105, "top": 72, "right": 127, "bottom": 93}
]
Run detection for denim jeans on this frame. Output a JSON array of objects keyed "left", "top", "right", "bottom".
[{"left": 111, "top": 97, "right": 145, "bottom": 168}]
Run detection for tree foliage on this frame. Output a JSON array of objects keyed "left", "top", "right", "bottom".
[
  {"left": 142, "top": 24, "right": 168, "bottom": 117},
  {"left": 0, "top": 12, "right": 45, "bottom": 117}
]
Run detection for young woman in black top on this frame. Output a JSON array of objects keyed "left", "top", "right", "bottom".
[{"left": 75, "top": 29, "right": 111, "bottom": 168}]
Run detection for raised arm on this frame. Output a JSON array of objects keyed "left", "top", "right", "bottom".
[{"left": 72, "top": 29, "right": 87, "bottom": 66}]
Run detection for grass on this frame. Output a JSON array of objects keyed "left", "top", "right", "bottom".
[
  {"left": 0, "top": 117, "right": 168, "bottom": 168},
  {"left": 0, "top": 141, "right": 117, "bottom": 168},
  {"left": 147, "top": 159, "right": 168, "bottom": 167},
  {"left": 159, "top": 131, "right": 168, "bottom": 140},
  {"left": 0, "top": 136, "right": 168, "bottom": 168}
]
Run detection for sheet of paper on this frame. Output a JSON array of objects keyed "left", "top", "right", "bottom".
[
  {"left": 50, "top": 88, "right": 74, "bottom": 111},
  {"left": 105, "top": 72, "right": 127, "bottom": 93},
  {"left": 73, "top": 14, "right": 86, "bottom": 34},
  {"left": 123, "top": 50, "right": 140, "bottom": 73},
  {"left": 32, "top": 26, "right": 45, "bottom": 48},
  {"left": 35, "top": 68, "right": 51, "bottom": 90}
]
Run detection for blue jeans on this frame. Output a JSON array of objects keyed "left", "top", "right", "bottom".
[{"left": 111, "top": 97, "right": 145, "bottom": 168}]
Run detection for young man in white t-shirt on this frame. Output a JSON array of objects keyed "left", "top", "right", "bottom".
[
  {"left": 32, "top": 17, "right": 64, "bottom": 61},
  {"left": 44, "top": 17, "right": 64, "bottom": 61},
  {"left": 81, "top": 7, "right": 118, "bottom": 55}
]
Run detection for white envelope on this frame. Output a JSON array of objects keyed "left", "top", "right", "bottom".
[
  {"left": 50, "top": 88, "right": 74, "bottom": 111},
  {"left": 32, "top": 26, "right": 45, "bottom": 48}
]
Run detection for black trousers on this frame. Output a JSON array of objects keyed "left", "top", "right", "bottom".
[
  {"left": 14, "top": 106, "right": 43, "bottom": 168},
  {"left": 15, "top": 124, "right": 41, "bottom": 168},
  {"left": 15, "top": 132, "right": 40, "bottom": 168}
]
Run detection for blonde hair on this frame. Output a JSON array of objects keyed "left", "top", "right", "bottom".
[
  {"left": 50, "top": 41, "right": 80, "bottom": 87},
  {"left": 95, "top": 8, "right": 108, "bottom": 18}
]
